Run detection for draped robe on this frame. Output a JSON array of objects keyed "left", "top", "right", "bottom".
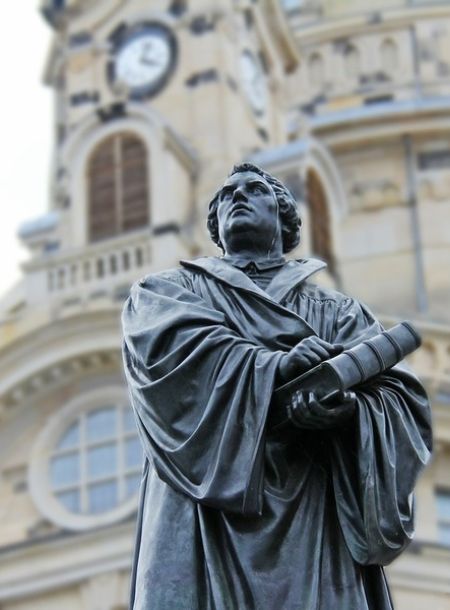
[{"left": 122, "top": 256, "right": 432, "bottom": 610}]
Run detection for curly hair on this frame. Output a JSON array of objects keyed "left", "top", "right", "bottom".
[{"left": 206, "top": 162, "right": 301, "bottom": 254}]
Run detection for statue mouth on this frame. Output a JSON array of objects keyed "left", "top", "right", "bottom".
[{"left": 230, "top": 203, "right": 252, "bottom": 215}]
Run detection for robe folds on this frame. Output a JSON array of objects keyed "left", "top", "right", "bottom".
[{"left": 122, "top": 256, "right": 432, "bottom": 610}]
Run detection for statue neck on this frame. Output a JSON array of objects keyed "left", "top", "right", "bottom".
[{"left": 222, "top": 237, "right": 284, "bottom": 263}]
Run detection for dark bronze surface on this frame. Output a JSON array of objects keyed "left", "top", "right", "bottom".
[{"left": 122, "top": 164, "right": 432, "bottom": 610}]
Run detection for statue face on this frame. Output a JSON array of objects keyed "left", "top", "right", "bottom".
[{"left": 216, "top": 171, "right": 281, "bottom": 255}]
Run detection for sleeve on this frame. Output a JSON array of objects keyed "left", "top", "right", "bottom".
[
  {"left": 122, "top": 273, "right": 284, "bottom": 516},
  {"left": 329, "top": 297, "right": 432, "bottom": 566}
]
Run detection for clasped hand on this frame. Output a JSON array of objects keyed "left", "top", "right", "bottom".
[
  {"left": 273, "top": 336, "right": 357, "bottom": 430},
  {"left": 288, "top": 390, "right": 356, "bottom": 430},
  {"left": 278, "top": 336, "right": 343, "bottom": 383}
]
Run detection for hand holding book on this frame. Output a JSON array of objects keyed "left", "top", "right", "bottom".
[{"left": 270, "top": 322, "right": 421, "bottom": 432}]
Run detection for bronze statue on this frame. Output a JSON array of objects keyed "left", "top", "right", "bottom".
[{"left": 122, "top": 163, "right": 432, "bottom": 609}]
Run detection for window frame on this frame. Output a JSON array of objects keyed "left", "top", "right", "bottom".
[
  {"left": 29, "top": 386, "right": 143, "bottom": 531},
  {"left": 87, "top": 132, "right": 150, "bottom": 243}
]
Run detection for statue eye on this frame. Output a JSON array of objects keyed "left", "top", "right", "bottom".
[
  {"left": 220, "top": 189, "right": 233, "bottom": 200},
  {"left": 250, "top": 184, "right": 265, "bottom": 194}
]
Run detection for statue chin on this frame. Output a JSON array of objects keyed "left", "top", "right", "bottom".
[{"left": 221, "top": 223, "right": 275, "bottom": 256}]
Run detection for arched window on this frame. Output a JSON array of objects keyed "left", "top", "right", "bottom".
[
  {"left": 306, "top": 170, "right": 336, "bottom": 275},
  {"left": 344, "top": 44, "right": 360, "bottom": 78},
  {"left": 380, "top": 39, "right": 399, "bottom": 76},
  {"left": 49, "top": 405, "right": 142, "bottom": 516},
  {"left": 87, "top": 133, "right": 149, "bottom": 242},
  {"left": 308, "top": 52, "right": 325, "bottom": 88},
  {"left": 29, "top": 387, "right": 143, "bottom": 531}
]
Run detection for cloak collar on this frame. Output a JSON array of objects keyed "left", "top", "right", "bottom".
[
  {"left": 265, "top": 258, "right": 326, "bottom": 302},
  {"left": 222, "top": 255, "right": 286, "bottom": 272},
  {"left": 179, "top": 256, "right": 326, "bottom": 305}
]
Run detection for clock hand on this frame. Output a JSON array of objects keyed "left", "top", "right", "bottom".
[
  {"left": 140, "top": 48, "right": 165, "bottom": 67},
  {"left": 139, "top": 41, "right": 155, "bottom": 65},
  {"left": 141, "top": 57, "right": 160, "bottom": 66}
]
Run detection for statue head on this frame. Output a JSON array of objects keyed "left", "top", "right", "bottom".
[{"left": 207, "top": 163, "right": 301, "bottom": 257}]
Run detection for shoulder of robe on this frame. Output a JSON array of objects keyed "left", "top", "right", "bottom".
[
  {"left": 123, "top": 268, "right": 195, "bottom": 313},
  {"left": 136, "top": 267, "right": 194, "bottom": 291},
  {"left": 299, "top": 280, "right": 355, "bottom": 308},
  {"left": 300, "top": 282, "right": 381, "bottom": 331}
]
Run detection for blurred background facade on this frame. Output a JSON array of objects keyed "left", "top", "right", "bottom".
[{"left": 0, "top": 0, "right": 449, "bottom": 608}]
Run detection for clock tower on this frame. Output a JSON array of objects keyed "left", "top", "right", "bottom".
[{"left": 37, "top": 0, "right": 299, "bottom": 262}]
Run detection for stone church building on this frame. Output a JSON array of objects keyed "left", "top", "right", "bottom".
[{"left": 0, "top": 0, "right": 449, "bottom": 608}]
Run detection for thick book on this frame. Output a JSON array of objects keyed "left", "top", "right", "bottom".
[{"left": 273, "top": 321, "right": 421, "bottom": 408}]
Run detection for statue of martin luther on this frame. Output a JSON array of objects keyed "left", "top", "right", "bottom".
[{"left": 122, "top": 163, "right": 432, "bottom": 610}]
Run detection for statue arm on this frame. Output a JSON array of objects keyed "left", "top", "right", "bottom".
[{"left": 122, "top": 273, "right": 284, "bottom": 516}]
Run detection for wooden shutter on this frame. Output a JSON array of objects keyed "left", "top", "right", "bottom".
[
  {"left": 121, "top": 135, "right": 149, "bottom": 232},
  {"left": 88, "top": 137, "right": 117, "bottom": 241},
  {"left": 88, "top": 133, "right": 149, "bottom": 242}
]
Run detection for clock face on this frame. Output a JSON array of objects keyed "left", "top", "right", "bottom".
[
  {"left": 240, "top": 50, "right": 268, "bottom": 116},
  {"left": 110, "top": 23, "right": 177, "bottom": 98}
]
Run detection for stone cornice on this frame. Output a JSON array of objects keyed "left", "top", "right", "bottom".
[
  {"left": 290, "top": 4, "right": 450, "bottom": 48},
  {"left": 0, "top": 519, "right": 134, "bottom": 602}
]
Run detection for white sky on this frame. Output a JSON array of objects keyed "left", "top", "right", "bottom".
[{"left": 0, "top": 6, "right": 52, "bottom": 297}]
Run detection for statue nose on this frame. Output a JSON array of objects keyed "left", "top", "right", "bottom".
[{"left": 232, "top": 188, "right": 248, "bottom": 203}]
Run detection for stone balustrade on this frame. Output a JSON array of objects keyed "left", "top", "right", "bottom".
[
  {"left": 47, "top": 243, "right": 148, "bottom": 295},
  {"left": 23, "top": 231, "right": 151, "bottom": 306}
]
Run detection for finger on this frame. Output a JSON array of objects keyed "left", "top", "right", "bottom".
[
  {"left": 306, "top": 392, "right": 332, "bottom": 417},
  {"left": 292, "top": 390, "right": 303, "bottom": 409},
  {"left": 303, "top": 343, "right": 335, "bottom": 361},
  {"left": 292, "top": 392, "right": 353, "bottom": 429},
  {"left": 292, "top": 392, "right": 324, "bottom": 428},
  {"left": 290, "top": 348, "right": 324, "bottom": 368},
  {"left": 342, "top": 390, "right": 357, "bottom": 403},
  {"left": 330, "top": 343, "right": 344, "bottom": 353},
  {"left": 305, "top": 392, "right": 332, "bottom": 417},
  {"left": 300, "top": 352, "right": 324, "bottom": 367},
  {"left": 307, "top": 339, "right": 344, "bottom": 358},
  {"left": 302, "top": 337, "right": 330, "bottom": 350},
  {"left": 307, "top": 344, "right": 333, "bottom": 360},
  {"left": 326, "top": 390, "right": 357, "bottom": 408},
  {"left": 306, "top": 392, "right": 355, "bottom": 425},
  {"left": 309, "top": 337, "right": 343, "bottom": 352}
]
